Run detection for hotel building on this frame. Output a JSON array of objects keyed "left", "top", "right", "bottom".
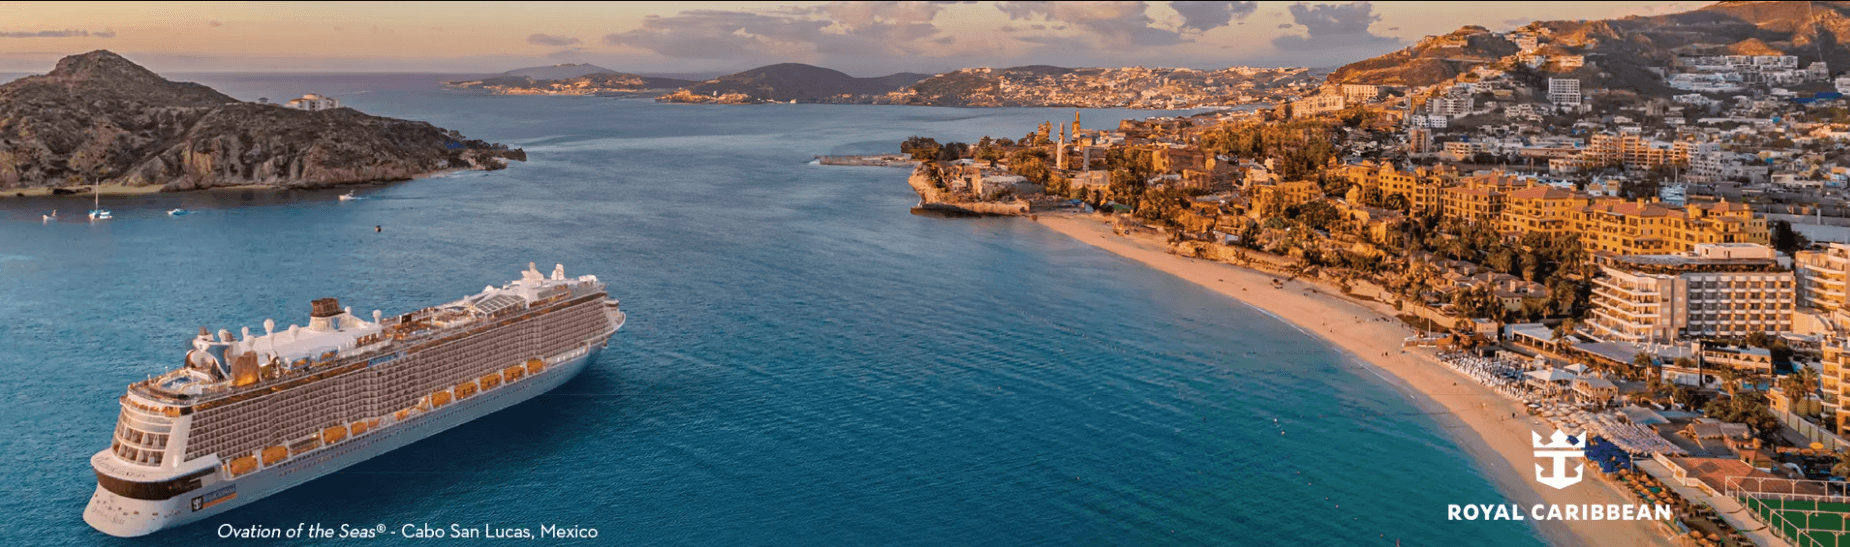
[{"left": 1584, "top": 243, "right": 1794, "bottom": 344}]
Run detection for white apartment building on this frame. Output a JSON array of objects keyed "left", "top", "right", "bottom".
[
  {"left": 285, "top": 93, "right": 340, "bottom": 111},
  {"left": 1547, "top": 78, "right": 1581, "bottom": 106},
  {"left": 1429, "top": 95, "right": 1474, "bottom": 117},
  {"left": 1584, "top": 244, "right": 1794, "bottom": 344}
]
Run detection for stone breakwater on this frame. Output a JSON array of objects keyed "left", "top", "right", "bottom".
[{"left": 905, "top": 165, "right": 1029, "bottom": 216}]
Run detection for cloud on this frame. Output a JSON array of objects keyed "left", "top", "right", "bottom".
[
  {"left": 546, "top": 48, "right": 588, "bottom": 61},
  {"left": 1271, "top": 1, "right": 1397, "bottom": 51},
  {"left": 995, "top": 2, "right": 1184, "bottom": 47},
  {"left": 0, "top": 29, "right": 114, "bottom": 38},
  {"left": 207, "top": 21, "right": 222, "bottom": 28},
  {"left": 1502, "top": 17, "right": 1534, "bottom": 28},
  {"left": 602, "top": 2, "right": 954, "bottom": 62},
  {"left": 1170, "top": 1, "right": 1259, "bottom": 32},
  {"left": 1277, "top": 23, "right": 1292, "bottom": 29},
  {"left": 527, "top": 33, "right": 582, "bottom": 46}
]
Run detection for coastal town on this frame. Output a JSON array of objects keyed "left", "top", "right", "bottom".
[{"left": 890, "top": 20, "right": 1850, "bottom": 547}]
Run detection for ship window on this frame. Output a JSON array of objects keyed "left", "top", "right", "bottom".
[{"left": 94, "top": 468, "right": 209, "bottom": 501}]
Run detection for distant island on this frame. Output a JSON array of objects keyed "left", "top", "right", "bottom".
[
  {"left": 443, "top": 63, "right": 696, "bottom": 97},
  {"left": 0, "top": 50, "right": 526, "bottom": 194},
  {"left": 455, "top": 61, "right": 1324, "bottom": 108}
]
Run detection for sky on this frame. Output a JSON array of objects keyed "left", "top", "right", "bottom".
[{"left": 0, "top": 1, "right": 1712, "bottom": 76}]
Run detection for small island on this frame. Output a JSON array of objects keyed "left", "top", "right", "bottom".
[
  {"left": 442, "top": 63, "right": 695, "bottom": 97},
  {"left": 0, "top": 50, "right": 527, "bottom": 195}
]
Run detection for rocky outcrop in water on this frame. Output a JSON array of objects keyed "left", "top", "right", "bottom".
[{"left": 0, "top": 50, "right": 525, "bottom": 191}]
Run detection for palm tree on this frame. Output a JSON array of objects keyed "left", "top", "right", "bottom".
[
  {"left": 1780, "top": 367, "right": 1822, "bottom": 412},
  {"left": 1715, "top": 366, "right": 1744, "bottom": 398}
]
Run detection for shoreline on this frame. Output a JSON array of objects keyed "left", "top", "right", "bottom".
[
  {"left": 1033, "top": 212, "right": 1674, "bottom": 547},
  {"left": 1, "top": 168, "right": 473, "bottom": 200}
]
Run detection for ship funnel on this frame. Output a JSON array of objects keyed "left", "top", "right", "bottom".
[{"left": 552, "top": 264, "right": 564, "bottom": 280}]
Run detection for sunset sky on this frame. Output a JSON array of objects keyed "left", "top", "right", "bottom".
[{"left": 0, "top": 1, "right": 1710, "bottom": 75}]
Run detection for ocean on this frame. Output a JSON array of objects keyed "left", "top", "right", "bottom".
[{"left": 0, "top": 73, "right": 1546, "bottom": 546}]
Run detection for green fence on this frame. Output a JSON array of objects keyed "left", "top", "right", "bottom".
[{"left": 1742, "top": 497, "right": 1850, "bottom": 547}]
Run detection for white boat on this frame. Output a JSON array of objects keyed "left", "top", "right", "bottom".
[
  {"left": 83, "top": 263, "right": 625, "bottom": 537},
  {"left": 167, "top": 209, "right": 188, "bottom": 216},
  {"left": 337, "top": 191, "right": 358, "bottom": 201},
  {"left": 42, "top": 209, "right": 57, "bottom": 222},
  {"left": 88, "top": 188, "right": 112, "bottom": 221}
]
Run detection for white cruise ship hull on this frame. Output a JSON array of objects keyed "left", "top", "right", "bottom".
[{"left": 83, "top": 340, "right": 608, "bottom": 537}]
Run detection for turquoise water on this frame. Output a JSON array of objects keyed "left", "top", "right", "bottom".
[{"left": 0, "top": 75, "right": 1545, "bottom": 546}]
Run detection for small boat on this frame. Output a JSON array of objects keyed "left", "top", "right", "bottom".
[
  {"left": 167, "top": 208, "right": 188, "bottom": 216},
  {"left": 41, "top": 210, "right": 56, "bottom": 222},
  {"left": 88, "top": 188, "right": 112, "bottom": 221},
  {"left": 338, "top": 191, "right": 359, "bottom": 201}
]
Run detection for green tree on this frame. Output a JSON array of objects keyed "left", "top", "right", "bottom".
[
  {"left": 1772, "top": 220, "right": 1809, "bottom": 255},
  {"left": 901, "top": 136, "right": 942, "bottom": 161}
]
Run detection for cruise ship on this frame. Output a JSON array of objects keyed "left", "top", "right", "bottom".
[{"left": 83, "top": 263, "right": 625, "bottom": 537}]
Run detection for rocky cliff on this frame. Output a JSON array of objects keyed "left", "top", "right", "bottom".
[{"left": 0, "top": 50, "right": 526, "bottom": 191}]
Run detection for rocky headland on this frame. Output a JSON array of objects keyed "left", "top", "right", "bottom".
[{"left": 0, "top": 50, "right": 526, "bottom": 193}]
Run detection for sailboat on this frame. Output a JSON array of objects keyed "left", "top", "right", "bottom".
[{"left": 88, "top": 187, "right": 112, "bottom": 221}]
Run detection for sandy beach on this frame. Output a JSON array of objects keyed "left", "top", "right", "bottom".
[{"left": 1035, "top": 212, "right": 1674, "bottom": 547}]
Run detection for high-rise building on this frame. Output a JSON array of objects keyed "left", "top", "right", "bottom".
[
  {"left": 1583, "top": 244, "right": 1793, "bottom": 344},
  {"left": 1547, "top": 78, "right": 1581, "bottom": 106},
  {"left": 1797, "top": 243, "right": 1850, "bottom": 321}
]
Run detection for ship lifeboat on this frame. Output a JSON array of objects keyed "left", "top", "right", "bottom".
[
  {"left": 480, "top": 373, "right": 501, "bottom": 390},
  {"left": 350, "top": 421, "right": 369, "bottom": 436},
  {"left": 394, "top": 409, "right": 411, "bottom": 421},
  {"left": 503, "top": 365, "right": 525, "bottom": 383},
  {"left": 228, "top": 455, "right": 258, "bottom": 476},
  {"left": 431, "top": 391, "right": 453, "bottom": 408},
  {"left": 290, "top": 438, "right": 322, "bottom": 457},
  {"left": 322, "top": 425, "right": 348, "bottom": 445},
  {"left": 525, "top": 358, "right": 545, "bottom": 374},
  {"left": 455, "top": 380, "right": 478, "bottom": 400},
  {"left": 261, "top": 445, "right": 289, "bottom": 466}
]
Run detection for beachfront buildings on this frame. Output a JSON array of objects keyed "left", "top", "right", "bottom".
[
  {"left": 1250, "top": 180, "right": 1321, "bottom": 218},
  {"left": 1583, "top": 244, "right": 1794, "bottom": 344},
  {"left": 1575, "top": 200, "right": 1767, "bottom": 255}
]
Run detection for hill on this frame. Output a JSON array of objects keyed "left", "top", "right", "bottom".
[
  {"left": 879, "top": 65, "right": 1316, "bottom": 108},
  {"left": 656, "top": 63, "right": 929, "bottom": 104},
  {"left": 1330, "top": 1, "right": 1850, "bottom": 93},
  {"left": 1327, "top": 26, "right": 1519, "bottom": 87},
  {"left": 498, "top": 63, "right": 617, "bottom": 81},
  {"left": 0, "top": 50, "right": 524, "bottom": 191}
]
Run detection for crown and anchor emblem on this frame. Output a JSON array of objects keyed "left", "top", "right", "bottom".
[{"left": 1532, "top": 429, "right": 1586, "bottom": 490}]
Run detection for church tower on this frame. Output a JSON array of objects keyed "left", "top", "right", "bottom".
[{"left": 1057, "top": 124, "right": 1067, "bottom": 170}]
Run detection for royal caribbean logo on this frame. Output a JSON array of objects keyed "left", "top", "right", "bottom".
[
  {"left": 1445, "top": 428, "right": 1672, "bottom": 522},
  {"left": 1532, "top": 429, "right": 1585, "bottom": 490}
]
